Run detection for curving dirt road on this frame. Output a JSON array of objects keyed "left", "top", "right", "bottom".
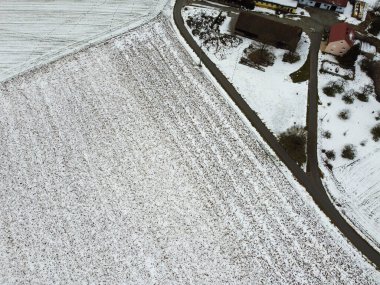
[{"left": 173, "top": 0, "right": 380, "bottom": 268}]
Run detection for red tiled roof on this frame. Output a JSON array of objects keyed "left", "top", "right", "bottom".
[
  {"left": 318, "top": 0, "right": 348, "bottom": 7},
  {"left": 328, "top": 23, "right": 355, "bottom": 46}
]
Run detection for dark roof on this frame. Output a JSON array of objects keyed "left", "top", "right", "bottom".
[
  {"left": 328, "top": 23, "right": 355, "bottom": 46},
  {"left": 234, "top": 12, "right": 302, "bottom": 51},
  {"left": 317, "top": 0, "right": 348, "bottom": 7}
]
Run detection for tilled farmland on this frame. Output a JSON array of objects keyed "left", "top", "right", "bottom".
[
  {"left": 0, "top": 0, "right": 167, "bottom": 81},
  {"left": 0, "top": 17, "right": 378, "bottom": 284}
]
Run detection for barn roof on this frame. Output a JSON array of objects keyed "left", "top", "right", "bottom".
[
  {"left": 328, "top": 23, "right": 355, "bottom": 46},
  {"left": 234, "top": 12, "right": 302, "bottom": 51},
  {"left": 317, "top": 0, "right": 348, "bottom": 7}
]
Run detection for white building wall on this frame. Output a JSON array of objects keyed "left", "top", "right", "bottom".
[
  {"left": 298, "top": 0, "right": 345, "bottom": 13},
  {"left": 336, "top": 6, "right": 345, "bottom": 12}
]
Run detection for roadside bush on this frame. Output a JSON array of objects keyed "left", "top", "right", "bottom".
[
  {"left": 342, "top": 93, "right": 354, "bottom": 104},
  {"left": 282, "top": 51, "right": 300, "bottom": 63},
  {"left": 325, "top": 150, "right": 336, "bottom": 160},
  {"left": 325, "top": 161, "right": 333, "bottom": 170},
  {"left": 338, "top": 109, "right": 351, "bottom": 120},
  {"left": 322, "top": 130, "right": 332, "bottom": 139},
  {"left": 341, "top": 144, "right": 356, "bottom": 160},
  {"left": 368, "top": 18, "right": 380, "bottom": 36},
  {"left": 371, "top": 124, "right": 380, "bottom": 141},
  {"left": 336, "top": 44, "right": 360, "bottom": 69},
  {"left": 323, "top": 81, "right": 344, "bottom": 97},
  {"left": 279, "top": 125, "right": 307, "bottom": 165}
]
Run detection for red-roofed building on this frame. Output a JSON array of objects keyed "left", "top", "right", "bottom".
[
  {"left": 298, "top": 0, "right": 348, "bottom": 13},
  {"left": 325, "top": 23, "right": 355, "bottom": 56}
]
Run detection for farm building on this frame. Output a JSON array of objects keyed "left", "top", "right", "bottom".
[
  {"left": 234, "top": 12, "right": 302, "bottom": 51},
  {"left": 298, "top": 0, "right": 348, "bottom": 13},
  {"left": 208, "top": 0, "right": 298, "bottom": 13},
  {"left": 325, "top": 23, "right": 355, "bottom": 56}
]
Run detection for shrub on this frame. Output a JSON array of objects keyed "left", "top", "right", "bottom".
[
  {"left": 325, "top": 150, "right": 336, "bottom": 160},
  {"left": 192, "top": 28, "right": 200, "bottom": 36},
  {"left": 186, "top": 17, "right": 194, "bottom": 28},
  {"left": 342, "top": 93, "right": 354, "bottom": 104},
  {"left": 322, "top": 131, "right": 332, "bottom": 139},
  {"left": 336, "top": 44, "right": 360, "bottom": 69},
  {"left": 371, "top": 124, "right": 380, "bottom": 141},
  {"left": 279, "top": 125, "right": 307, "bottom": 165},
  {"left": 341, "top": 144, "right": 356, "bottom": 160},
  {"left": 363, "top": 84, "right": 374, "bottom": 95},
  {"left": 368, "top": 18, "right": 380, "bottom": 36},
  {"left": 354, "top": 91, "right": 369, "bottom": 102},
  {"left": 360, "top": 58, "right": 373, "bottom": 77},
  {"left": 338, "top": 109, "right": 350, "bottom": 120},
  {"left": 325, "top": 161, "right": 333, "bottom": 170},
  {"left": 283, "top": 51, "right": 300, "bottom": 63},
  {"left": 248, "top": 46, "right": 276, "bottom": 67},
  {"left": 323, "top": 81, "right": 344, "bottom": 97}
]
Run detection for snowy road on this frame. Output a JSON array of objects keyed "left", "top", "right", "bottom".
[
  {"left": 0, "top": 0, "right": 167, "bottom": 81},
  {"left": 0, "top": 16, "right": 378, "bottom": 283}
]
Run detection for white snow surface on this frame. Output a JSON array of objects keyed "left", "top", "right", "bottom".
[
  {"left": 318, "top": 52, "right": 380, "bottom": 251},
  {"left": 0, "top": 0, "right": 167, "bottom": 81},
  {"left": 183, "top": 6, "right": 310, "bottom": 135},
  {"left": 0, "top": 16, "right": 379, "bottom": 284}
]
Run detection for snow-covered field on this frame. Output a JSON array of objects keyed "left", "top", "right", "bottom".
[
  {"left": 0, "top": 16, "right": 379, "bottom": 283},
  {"left": 182, "top": 6, "right": 309, "bottom": 135},
  {"left": 318, "top": 52, "right": 380, "bottom": 251},
  {"left": 0, "top": 0, "right": 167, "bottom": 81}
]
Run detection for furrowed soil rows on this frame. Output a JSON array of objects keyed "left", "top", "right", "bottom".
[{"left": 0, "top": 17, "right": 378, "bottom": 284}]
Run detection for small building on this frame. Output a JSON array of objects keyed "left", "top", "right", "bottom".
[
  {"left": 298, "top": 0, "right": 348, "bottom": 13},
  {"left": 352, "top": 1, "right": 368, "bottom": 20},
  {"left": 325, "top": 23, "right": 355, "bottom": 56},
  {"left": 255, "top": 0, "right": 298, "bottom": 13},
  {"left": 234, "top": 12, "right": 302, "bottom": 51}
]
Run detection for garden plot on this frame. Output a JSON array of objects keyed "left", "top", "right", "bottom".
[
  {"left": 318, "top": 52, "right": 380, "bottom": 250},
  {"left": 182, "top": 6, "right": 310, "bottom": 135},
  {"left": 0, "top": 16, "right": 379, "bottom": 284},
  {"left": 320, "top": 60, "right": 355, "bottom": 80},
  {"left": 0, "top": 0, "right": 167, "bottom": 81}
]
